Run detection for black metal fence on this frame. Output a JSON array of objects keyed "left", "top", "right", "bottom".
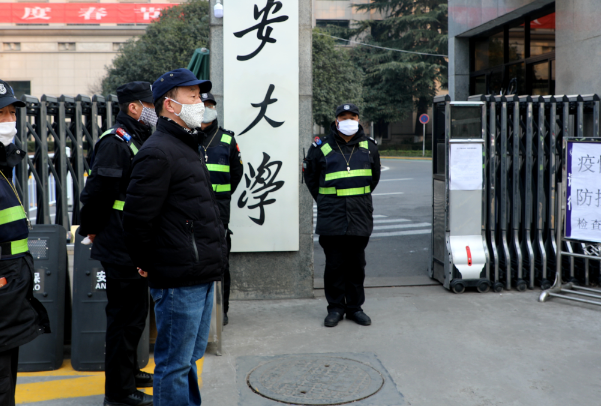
[{"left": 14, "top": 94, "right": 119, "bottom": 230}]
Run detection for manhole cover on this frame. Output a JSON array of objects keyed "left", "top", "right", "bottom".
[{"left": 247, "top": 356, "right": 385, "bottom": 405}]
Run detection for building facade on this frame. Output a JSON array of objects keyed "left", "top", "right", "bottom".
[{"left": 449, "top": 0, "right": 600, "bottom": 100}]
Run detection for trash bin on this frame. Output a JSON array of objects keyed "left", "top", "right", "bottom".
[
  {"left": 71, "top": 229, "right": 149, "bottom": 371},
  {"left": 18, "top": 224, "right": 67, "bottom": 371}
]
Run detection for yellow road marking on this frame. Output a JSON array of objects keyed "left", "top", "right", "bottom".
[{"left": 16, "top": 357, "right": 204, "bottom": 404}]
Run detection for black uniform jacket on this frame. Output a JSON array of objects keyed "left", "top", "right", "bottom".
[
  {"left": 199, "top": 119, "right": 243, "bottom": 226},
  {"left": 0, "top": 144, "right": 50, "bottom": 352},
  {"left": 123, "top": 117, "right": 227, "bottom": 289},
  {"left": 304, "top": 122, "right": 380, "bottom": 237},
  {"left": 79, "top": 112, "right": 151, "bottom": 268}
]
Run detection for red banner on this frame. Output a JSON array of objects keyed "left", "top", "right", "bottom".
[{"left": 0, "top": 3, "right": 175, "bottom": 24}]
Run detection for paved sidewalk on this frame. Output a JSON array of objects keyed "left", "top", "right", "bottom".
[{"left": 19, "top": 285, "right": 601, "bottom": 405}]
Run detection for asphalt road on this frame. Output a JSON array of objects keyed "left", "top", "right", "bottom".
[{"left": 313, "top": 157, "right": 434, "bottom": 287}]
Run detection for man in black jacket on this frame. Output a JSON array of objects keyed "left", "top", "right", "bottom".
[
  {"left": 79, "top": 81, "right": 155, "bottom": 406},
  {"left": 0, "top": 80, "right": 50, "bottom": 406},
  {"left": 303, "top": 103, "right": 380, "bottom": 328},
  {"left": 123, "top": 69, "right": 226, "bottom": 406},
  {"left": 199, "top": 92, "right": 243, "bottom": 326}
]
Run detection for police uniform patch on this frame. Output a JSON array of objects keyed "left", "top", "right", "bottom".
[
  {"left": 0, "top": 84, "right": 6, "bottom": 95},
  {"left": 368, "top": 136, "right": 378, "bottom": 145},
  {"left": 236, "top": 144, "right": 241, "bottom": 152},
  {"left": 202, "top": 93, "right": 208, "bottom": 98},
  {"left": 313, "top": 136, "right": 322, "bottom": 146}
]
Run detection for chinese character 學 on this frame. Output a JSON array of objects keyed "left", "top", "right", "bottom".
[
  {"left": 239, "top": 84, "right": 284, "bottom": 135},
  {"left": 233, "top": 0, "right": 289, "bottom": 61},
  {"left": 21, "top": 7, "right": 51, "bottom": 20},
  {"left": 237, "top": 152, "right": 284, "bottom": 225},
  {"left": 577, "top": 189, "right": 593, "bottom": 206},
  {"left": 79, "top": 7, "right": 108, "bottom": 21},
  {"left": 578, "top": 155, "right": 595, "bottom": 172}
]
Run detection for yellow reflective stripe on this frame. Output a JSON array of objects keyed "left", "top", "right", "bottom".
[
  {"left": 113, "top": 200, "right": 124, "bottom": 211},
  {"left": 337, "top": 186, "right": 371, "bottom": 196},
  {"left": 319, "top": 187, "right": 336, "bottom": 195},
  {"left": 318, "top": 186, "right": 371, "bottom": 196},
  {"left": 212, "top": 184, "right": 232, "bottom": 192},
  {"left": 206, "top": 164, "right": 230, "bottom": 172},
  {"left": 11, "top": 239, "right": 29, "bottom": 255},
  {"left": 130, "top": 143, "right": 139, "bottom": 155},
  {"left": 321, "top": 144, "right": 332, "bottom": 156},
  {"left": 99, "top": 130, "right": 113, "bottom": 139},
  {"left": 221, "top": 134, "right": 232, "bottom": 144},
  {"left": 0, "top": 206, "right": 27, "bottom": 225},
  {"left": 359, "top": 141, "right": 368, "bottom": 149},
  {"left": 324, "top": 169, "right": 372, "bottom": 181}
]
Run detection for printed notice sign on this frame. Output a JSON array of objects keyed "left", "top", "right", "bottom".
[
  {"left": 566, "top": 141, "right": 601, "bottom": 243},
  {"left": 449, "top": 143, "right": 483, "bottom": 191}
]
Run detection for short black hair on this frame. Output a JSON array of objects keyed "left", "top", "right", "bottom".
[
  {"left": 119, "top": 100, "right": 142, "bottom": 114},
  {"left": 154, "top": 87, "right": 179, "bottom": 116}
]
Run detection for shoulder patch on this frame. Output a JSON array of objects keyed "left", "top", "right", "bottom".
[
  {"left": 313, "top": 136, "right": 322, "bottom": 146},
  {"left": 312, "top": 142, "right": 317, "bottom": 147},
  {"left": 368, "top": 136, "right": 378, "bottom": 145}
]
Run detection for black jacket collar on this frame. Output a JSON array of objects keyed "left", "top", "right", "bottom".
[
  {"left": 115, "top": 111, "right": 152, "bottom": 143},
  {"left": 199, "top": 120, "right": 220, "bottom": 147},
  {"left": 328, "top": 121, "right": 366, "bottom": 146},
  {"left": 157, "top": 117, "right": 202, "bottom": 150},
  {"left": 0, "top": 143, "right": 25, "bottom": 171}
]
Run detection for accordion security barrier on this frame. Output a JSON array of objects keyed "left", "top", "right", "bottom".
[
  {"left": 71, "top": 230, "right": 149, "bottom": 371},
  {"left": 17, "top": 225, "right": 67, "bottom": 372},
  {"left": 430, "top": 94, "right": 601, "bottom": 293}
]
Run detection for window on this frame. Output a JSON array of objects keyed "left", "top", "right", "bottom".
[
  {"left": 58, "top": 42, "right": 76, "bottom": 51},
  {"left": 469, "top": 8, "right": 555, "bottom": 96},
  {"left": 5, "top": 81, "right": 31, "bottom": 99},
  {"left": 2, "top": 43, "right": 21, "bottom": 51}
]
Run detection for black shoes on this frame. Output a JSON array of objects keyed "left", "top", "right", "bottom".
[
  {"left": 223, "top": 313, "right": 229, "bottom": 326},
  {"left": 324, "top": 311, "right": 344, "bottom": 327},
  {"left": 347, "top": 311, "right": 372, "bottom": 326},
  {"left": 134, "top": 371, "right": 153, "bottom": 388},
  {"left": 104, "top": 390, "right": 153, "bottom": 406}
]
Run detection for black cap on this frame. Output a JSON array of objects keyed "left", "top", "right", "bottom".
[
  {"left": 200, "top": 92, "right": 216, "bottom": 105},
  {"left": 152, "top": 68, "right": 212, "bottom": 101},
  {"left": 335, "top": 103, "right": 360, "bottom": 118},
  {"left": 117, "top": 81, "right": 153, "bottom": 104},
  {"left": 0, "top": 80, "right": 26, "bottom": 110}
]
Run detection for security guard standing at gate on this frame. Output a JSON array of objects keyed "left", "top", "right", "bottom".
[
  {"left": 79, "top": 82, "right": 155, "bottom": 406},
  {"left": 0, "top": 79, "right": 50, "bottom": 406},
  {"left": 303, "top": 103, "right": 380, "bottom": 328},
  {"left": 199, "top": 92, "right": 243, "bottom": 326}
]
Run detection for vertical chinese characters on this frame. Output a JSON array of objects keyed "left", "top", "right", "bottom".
[{"left": 238, "top": 153, "right": 284, "bottom": 225}]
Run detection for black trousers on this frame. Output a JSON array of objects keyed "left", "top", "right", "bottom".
[
  {"left": 101, "top": 262, "right": 149, "bottom": 399},
  {"left": 223, "top": 226, "right": 231, "bottom": 315},
  {"left": 319, "top": 235, "right": 370, "bottom": 315},
  {"left": 0, "top": 347, "right": 18, "bottom": 406}
]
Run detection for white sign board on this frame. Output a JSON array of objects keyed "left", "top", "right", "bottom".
[
  {"left": 449, "top": 143, "right": 483, "bottom": 191},
  {"left": 224, "top": 0, "right": 299, "bottom": 252},
  {"left": 566, "top": 141, "right": 601, "bottom": 243}
]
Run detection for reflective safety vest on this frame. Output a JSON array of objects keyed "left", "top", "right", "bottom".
[
  {"left": 205, "top": 133, "right": 233, "bottom": 196},
  {"left": 318, "top": 140, "right": 372, "bottom": 196},
  {"left": 92, "top": 128, "right": 139, "bottom": 211},
  {"left": 0, "top": 175, "right": 29, "bottom": 258}
]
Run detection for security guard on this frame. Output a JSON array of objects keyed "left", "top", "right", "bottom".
[
  {"left": 199, "top": 92, "right": 243, "bottom": 326},
  {"left": 0, "top": 79, "right": 50, "bottom": 406},
  {"left": 79, "top": 82, "right": 155, "bottom": 406},
  {"left": 303, "top": 103, "right": 380, "bottom": 328}
]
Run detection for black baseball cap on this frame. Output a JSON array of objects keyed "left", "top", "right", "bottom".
[
  {"left": 200, "top": 92, "right": 216, "bottom": 105},
  {"left": 0, "top": 80, "right": 26, "bottom": 110},
  {"left": 117, "top": 81, "right": 153, "bottom": 104},
  {"left": 335, "top": 103, "right": 360, "bottom": 118},
  {"left": 152, "top": 68, "right": 212, "bottom": 101}
]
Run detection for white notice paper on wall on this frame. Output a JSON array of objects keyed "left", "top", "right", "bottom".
[{"left": 449, "top": 143, "right": 483, "bottom": 191}]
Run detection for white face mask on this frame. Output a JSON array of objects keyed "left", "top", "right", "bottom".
[
  {"left": 202, "top": 107, "right": 218, "bottom": 124},
  {"left": 167, "top": 98, "right": 205, "bottom": 129},
  {"left": 0, "top": 122, "right": 17, "bottom": 146},
  {"left": 138, "top": 101, "right": 158, "bottom": 127},
  {"left": 337, "top": 119, "right": 359, "bottom": 136}
]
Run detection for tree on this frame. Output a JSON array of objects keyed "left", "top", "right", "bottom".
[
  {"left": 312, "top": 28, "right": 363, "bottom": 132},
  {"left": 101, "top": 0, "right": 210, "bottom": 94},
  {"left": 352, "top": 0, "right": 448, "bottom": 138}
]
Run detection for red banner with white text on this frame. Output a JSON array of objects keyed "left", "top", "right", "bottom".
[{"left": 0, "top": 3, "right": 175, "bottom": 24}]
